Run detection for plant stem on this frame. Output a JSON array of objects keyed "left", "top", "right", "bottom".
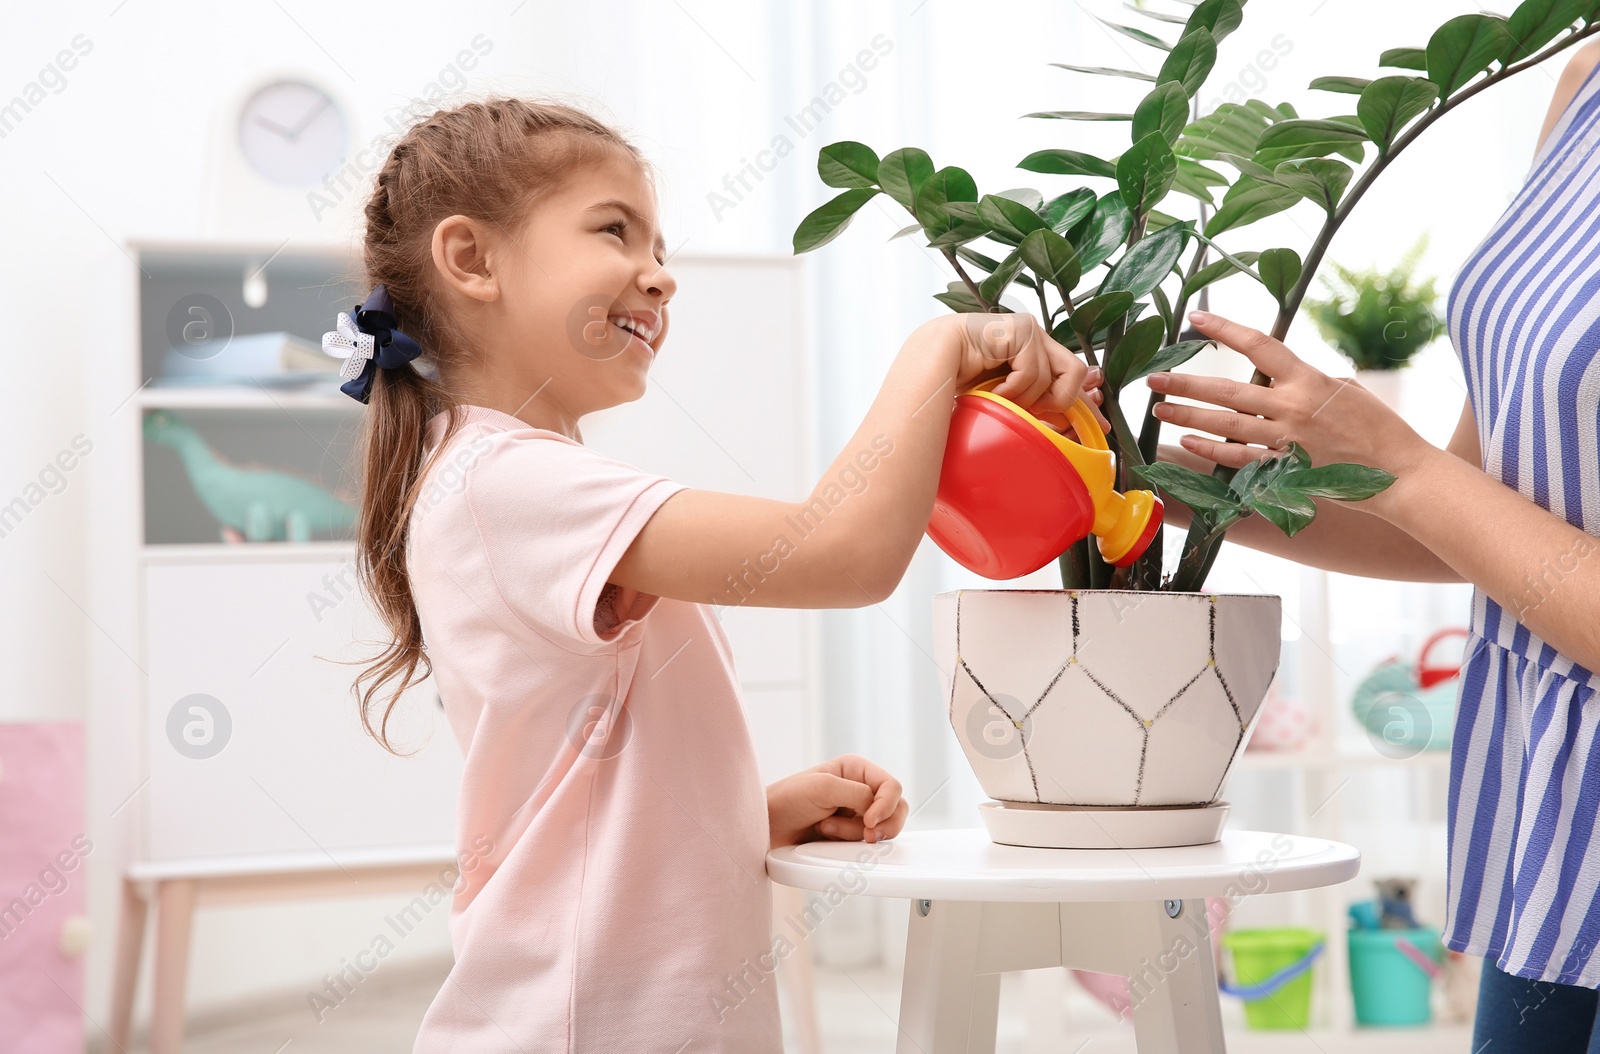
[
  {"left": 943, "top": 248, "right": 997, "bottom": 312},
  {"left": 1172, "top": 22, "right": 1600, "bottom": 590}
]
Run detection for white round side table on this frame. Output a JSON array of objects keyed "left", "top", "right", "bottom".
[{"left": 767, "top": 827, "right": 1359, "bottom": 1053}]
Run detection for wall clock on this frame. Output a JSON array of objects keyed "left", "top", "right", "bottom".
[{"left": 237, "top": 79, "right": 348, "bottom": 188}]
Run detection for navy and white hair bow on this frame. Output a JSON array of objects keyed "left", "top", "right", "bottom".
[{"left": 321, "top": 284, "right": 425, "bottom": 404}]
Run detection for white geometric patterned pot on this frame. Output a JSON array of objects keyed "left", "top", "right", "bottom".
[{"left": 934, "top": 589, "right": 1282, "bottom": 809}]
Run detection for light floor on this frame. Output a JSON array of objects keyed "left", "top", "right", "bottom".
[{"left": 100, "top": 954, "right": 1476, "bottom": 1054}]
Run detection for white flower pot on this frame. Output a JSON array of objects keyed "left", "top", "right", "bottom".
[
  {"left": 934, "top": 588, "right": 1282, "bottom": 847},
  {"left": 1354, "top": 368, "right": 1406, "bottom": 413}
]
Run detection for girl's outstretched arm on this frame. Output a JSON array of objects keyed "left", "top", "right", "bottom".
[{"left": 610, "top": 313, "right": 1090, "bottom": 610}]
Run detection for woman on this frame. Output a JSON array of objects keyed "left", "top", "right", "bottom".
[{"left": 1152, "top": 40, "right": 1600, "bottom": 1052}]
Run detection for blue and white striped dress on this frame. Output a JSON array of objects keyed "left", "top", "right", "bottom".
[{"left": 1444, "top": 58, "right": 1600, "bottom": 986}]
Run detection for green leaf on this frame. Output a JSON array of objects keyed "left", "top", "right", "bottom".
[
  {"left": 817, "top": 141, "right": 879, "bottom": 189},
  {"left": 1105, "top": 220, "right": 1191, "bottom": 301},
  {"left": 1134, "top": 82, "right": 1193, "bottom": 145},
  {"left": 1204, "top": 176, "right": 1302, "bottom": 237},
  {"left": 933, "top": 282, "right": 988, "bottom": 314},
  {"left": 1040, "top": 189, "right": 1098, "bottom": 234},
  {"left": 1257, "top": 247, "right": 1303, "bottom": 309},
  {"left": 1426, "top": 14, "right": 1515, "bottom": 97},
  {"left": 996, "top": 187, "right": 1044, "bottom": 210},
  {"left": 1379, "top": 46, "right": 1429, "bottom": 70},
  {"left": 1097, "top": 18, "right": 1173, "bottom": 51},
  {"left": 1272, "top": 158, "right": 1354, "bottom": 213},
  {"left": 1049, "top": 63, "right": 1156, "bottom": 81},
  {"left": 1076, "top": 193, "right": 1135, "bottom": 271},
  {"left": 1251, "top": 487, "right": 1319, "bottom": 536},
  {"left": 1024, "top": 110, "right": 1136, "bottom": 121},
  {"left": 1129, "top": 338, "right": 1214, "bottom": 382},
  {"left": 978, "top": 193, "right": 1048, "bottom": 241},
  {"left": 1017, "top": 228, "right": 1082, "bottom": 295},
  {"left": 1117, "top": 131, "right": 1179, "bottom": 215},
  {"left": 1280, "top": 463, "right": 1398, "bottom": 500},
  {"left": 1104, "top": 315, "right": 1168, "bottom": 393},
  {"left": 1180, "top": 249, "right": 1261, "bottom": 300},
  {"left": 1069, "top": 291, "right": 1136, "bottom": 351},
  {"left": 889, "top": 222, "right": 921, "bottom": 241},
  {"left": 978, "top": 248, "right": 1029, "bottom": 304},
  {"left": 878, "top": 148, "right": 934, "bottom": 213},
  {"left": 914, "top": 166, "right": 979, "bottom": 238},
  {"left": 1253, "top": 118, "right": 1370, "bottom": 166},
  {"left": 1504, "top": 0, "right": 1591, "bottom": 63},
  {"left": 925, "top": 221, "right": 992, "bottom": 249},
  {"left": 1309, "top": 76, "right": 1373, "bottom": 94},
  {"left": 1158, "top": 26, "right": 1217, "bottom": 96},
  {"left": 1185, "top": 0, "right": 1244, "bottom": 42},
  {"left": 793, "top": 188, "right": 879, "bottom": 253},
  {"left": 1174, "top": 101, "right": 1293, "bottom": 161},
  {"left": 1171, "top": 157, "right": 1229, "bottom": 206},
  {"left": 1018, "top": 149, "right": 1119, "bottom": 180},
  {"left": 1357, "top": 76, "right": 1440, "bottom": 153},
  {"left": 1130, "top": 462, "right": 1242, "bottom": 513}
]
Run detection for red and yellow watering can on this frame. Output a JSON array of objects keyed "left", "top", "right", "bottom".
[{"left": 926, "top": 375, "right": 1163, "bottom": 580}]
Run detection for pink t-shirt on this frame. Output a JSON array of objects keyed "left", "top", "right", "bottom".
[{"left": 406, "top": 404, "right": 781, "bottom": 1053}]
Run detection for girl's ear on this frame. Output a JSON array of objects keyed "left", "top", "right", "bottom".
[{"left": 431, "top": 214, "right": 498, "bottom": 304}]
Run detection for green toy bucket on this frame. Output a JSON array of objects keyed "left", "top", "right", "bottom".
[
  {"left": 1348, "top": 927, "right": 1443, "bottom": 1026},
  {"left": 1220, "top": 928, "right": 1325, "bottom": 1030}
]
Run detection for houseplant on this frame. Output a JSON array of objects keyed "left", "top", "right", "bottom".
[
  {"left": 1304, "top": 235, "right": 1443, "bottom": 408},
  {"left": 792, "top": 0, "right": 1600, "bottom": 846}
]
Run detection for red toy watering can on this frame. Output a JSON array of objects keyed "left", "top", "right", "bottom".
[{"left": 926, "top": 375, "right": 1163, "bottom": 580}]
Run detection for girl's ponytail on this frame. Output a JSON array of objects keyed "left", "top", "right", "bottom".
[{"left": 347, "top": 98, "right": 647, "bottom": 753}]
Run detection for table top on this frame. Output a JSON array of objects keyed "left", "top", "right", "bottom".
[{"left": 766, "top": 828, "right": 1359, "bottom": 902}]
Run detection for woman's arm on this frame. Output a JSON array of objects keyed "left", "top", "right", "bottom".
[
  {"left": 1154, "top": 399, "right": 1477, "bottom": 582},
  {"left": 1152, "top": 43, "right": 1600, "bottom": 586}
]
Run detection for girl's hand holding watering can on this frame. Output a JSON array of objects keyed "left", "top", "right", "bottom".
[{"left": 935, "top": 312, "right": 1110, "bottom": 438}]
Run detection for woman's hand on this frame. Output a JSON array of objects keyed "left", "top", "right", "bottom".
[
  {"left": 1147, "top": 310, "right": 1434, "bottom": 499},
  {"left": 766, "top": 754, "right": 909, "bottom": 850}
]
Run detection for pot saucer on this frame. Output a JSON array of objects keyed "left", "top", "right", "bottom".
[{"left": 978, "top": 799, "right": 1230, "bottom": 849}]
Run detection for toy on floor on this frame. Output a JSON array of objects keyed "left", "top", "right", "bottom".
[
  {"left": 1375, "top": 877, "right": 1421, "bottom": 929},
  {"left": 1347, "top": 876, "right": 1445, "bottom": 1026},
  {"left": 143, "top": 409, "right": 357, "bottom": 543}
]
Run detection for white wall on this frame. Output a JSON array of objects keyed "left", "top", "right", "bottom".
[{"left": 0, "top": 0, "right": 1572, "bottom": 1032}]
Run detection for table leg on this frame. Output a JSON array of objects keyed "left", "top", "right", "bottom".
[
  {"left": 109, "top": 877, "right": 147, "bottom": 1051},
  {"left": 151, "top": 878, "right": 197, "bottom": 1054},
  {"left": 1066, "top": 898, "right": 1226, "bottom": 1054},
  {"left": 896, "top": 900, "right": 1002, "bottom": 1054}
]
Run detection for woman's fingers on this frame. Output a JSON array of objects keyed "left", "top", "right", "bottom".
[
  {"left": 1179, "top": 434, "right": 1285, "bottom": 470},
  {"left": 1186, "top": 311, "right": 1302, "bottom": 381},
  {"left": 1155, "top": 399, "right": 1289, "bottom": 449},
  {"left": 1147, "top": 370, "right": 1275, "bottom": 416}
]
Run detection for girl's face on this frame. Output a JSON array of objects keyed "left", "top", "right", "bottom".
[{"left": 469, "top": 151, "right": 677, "bottom": 436}]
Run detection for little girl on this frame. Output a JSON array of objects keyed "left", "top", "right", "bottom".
[{"left": 334, "top": 97, "right": 1095, "bottom": 1052}]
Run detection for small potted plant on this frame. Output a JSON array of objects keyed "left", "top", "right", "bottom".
[
  {"left": 1304, "top": 235, "right": 1444, "bottom": 409},
  {"left": 791, "top": 0, "right": 1600, "bottom": 847}
]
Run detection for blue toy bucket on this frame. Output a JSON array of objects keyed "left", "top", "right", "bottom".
[{"left": 1348, "top": 927, "right": 1443, "bottom": 1026}]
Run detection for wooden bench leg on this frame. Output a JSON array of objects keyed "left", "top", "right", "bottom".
[
  {"left": 109, "top": 877, "right": 148, "bottom": 1051},
  {"left": 150, "top": 879, "right": 197, "bottom": 1054}
]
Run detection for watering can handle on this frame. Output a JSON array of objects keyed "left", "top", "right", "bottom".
[
  {"left": 1417, "top": 627, "right": 1471, "bottom": 690},
  {"left": 962, "top": 376, "right": 1108, "bottom": 452}
]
